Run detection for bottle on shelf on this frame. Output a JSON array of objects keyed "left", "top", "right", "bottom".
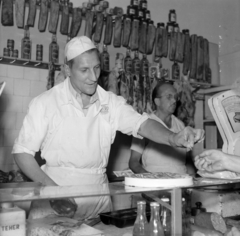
[
  {"left": 161, "top": 197, "right": 171, "bottom": 236},
  {"left": 132, "top": 50, "right": 141, "bottom": 75},
  {"left": 141, "top": 53, "right": 149, "bottom": 76},
  {"left": 139, "top": 0, "right": 148, "bottom": 12},
  {"left": 124, "top": 48, "right": 133, "bottom": 74},
  {"left": 172, "top": 61, "right": 180, "bottom": 80},
  {"left": 131, "top": 0, "right": 139, "bottom": 10},
  {"left": 168, "top": 9, "right": 176, "bottom": 23},
  {"left": 49, "top": 34, "right": 59, "bottom": 63},
  {"left": 100, "top": 44, "right": 110, "bottom": 72},
  {"left": 132, "top": 201, "right": 149, "bottom": 236},
  {"left": 21, "top": 25, "right": 32, "bottom": 60},
  {"left": 36, "top": 44, "right": 43, "bottom": 61},
  {"left": 148, "top": 202, "right": 165, "bottom": 236}
]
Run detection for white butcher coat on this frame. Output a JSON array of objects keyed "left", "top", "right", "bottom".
[{"left": 12, "top": 77, "right": 148, "bottom": 219}]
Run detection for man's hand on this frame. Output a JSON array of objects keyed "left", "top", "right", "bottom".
[
  {"left": 49, "top": 197, "right": 77, "bottom": 218},
  {"left": 226, "top": 227, "right": 240, "bottom": 236},
  {"left": 194, "top": 149, "right": 228, "bottom": 172},
  {"left": 169, "top": 127, "right": 204, "bottom": 150}
]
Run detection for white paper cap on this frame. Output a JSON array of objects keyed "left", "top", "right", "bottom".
[{"left": 65, "top": 36, "right": 96, "bottom": 61}]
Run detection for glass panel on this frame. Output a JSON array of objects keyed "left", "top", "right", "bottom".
[{"left": 1, "top": 179, "right": 240, "bottom": 203}]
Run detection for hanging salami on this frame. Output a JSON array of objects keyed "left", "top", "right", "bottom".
[
  {"left": 27, "top": 0, "right": 37, "bottom": 27},
  {"left": 48, "top": 0, "right": 60, "bottom": 34},
  {"left": 93, "top": 12, "right": 104, "bottom": 43},
  {"left": 189, "top": 34, "right": 198, "bottom": 80},
  {"left": 70, "top": 8, "right": 82, "bottom": 38},
  {"left": 2, "top": 0, "right": 14, "bottom": 26},
  {"left": 175, "top": 32, "right": 185, "bottom": 63},
  {"left": 60, "top": 1, "right": 70, "bottom": 35},
  {"left": 196, "top": 36, "right": 204, "bottom": 81},
  {"left": 84, "top": 10, "right": 94, "bottom": 39},
  {"left": 139, "top": 19, "right": 147, "bottom": 54},
  {"left": 146, "top": 20, "right": 156, "bottom": 55},
  {"left": 38, "top": 0, "right": 49, "bottom": 32},
  {"left": 113, "top": 15, "right": 123, "bottom": 47},
  {"left": 129, "top": 16, "right": 139, "bottom": 51},
  {"left": 104, "top": 14, "right": 113, "bottom": 45},
  {"left": 203, "top": 38, "right": 210, "bottom": 83},
  {"left": 121, "top": 14, "right": 132, "bottom": 48},
  {"left": 182, "top": 32, "right": 191, "bottom": 75}
]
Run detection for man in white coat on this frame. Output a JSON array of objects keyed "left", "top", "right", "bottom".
[
  {"left": 12, "top": 36, "right": 204, "bottom": 220},
  {"left": 129, "top": 82, "right": 195, "bottom": 175}
]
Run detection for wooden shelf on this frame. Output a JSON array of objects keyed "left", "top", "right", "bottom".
[
  {"left": 198, "top": 85, "right": 232, "bottom": 95},
  {"left": 164, "top": 78, "right": 219, "bottom": 89},
  {"left": 203, "top": 119, "right": 215, "bottom": 123},
  {"left": 0, "top": 56, "right": 61, "bottom": 71}
]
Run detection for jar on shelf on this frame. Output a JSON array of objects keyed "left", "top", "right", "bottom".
[{"left": 168, "top": 9, "right": 176, "bottom": 23}]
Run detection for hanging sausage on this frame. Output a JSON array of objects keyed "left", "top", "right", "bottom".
[
  {"left": 169, "top": 31, "right": 177, "bottom": 61},
  {"left": 182, "top": 30, "right": 191, "bottom": 76},
  {"left": 203, "top": 38, "right": 210, "bottom": 83},
  {"left": 154, "top": 23, "right": 164, "bottom": 58},
  {"left": 38, "top": 0, "right": 49, "bottom": 32},
  {"left": 103, "top": 12, "right": 113, "bottom": 46},
  {"left": 190, "top": 34, "right": 198, "bottom": 80},
  {"left": 121, "top": 14, "right": 132, "bottom": 48},
  {"left": 2, "top": 0, "right": 14, "bottom": 26},
  {"left": 146, "top": 20, "right": 156, "bottom": 55},
  {"left": 132, "top": 51, "right": 141, "bottom": 112},
  {"left": 60, "top": 0, "right": 70, "bottom": 35},
  {"left": 48, "top": 0, "right": 60, "bottom": 34},
  {"left": 196, "top": 36, "right": 204, "bottom": 82},
  {"left": 138, "top": 19, "right": 147, "bottom": 54},
  {"left": 113, "top": 14, "right": 123, "bottom": 47},
  {"left": 15, "top": 0, "right": 25, "bottom": 28},
  {"left": 124, "top": 48, "right": 134, "bottom": 105},
  {"left": 129, "top": 16, "right": 139, "bottom": 51},
  {"left": 175, "top": 32, "right": 185, "bottom": 63},
  {"left": 93, "top": 9, "right": 104, "bottom": 44},
  {"left": 27, "top": 0, "right": 37, "bottom": 27},
  {"left": 84, "top": 10, "right": 94, "bottom": 39},
  {"left": 70, "top": 8, "right": 82, "bottom": 38}
]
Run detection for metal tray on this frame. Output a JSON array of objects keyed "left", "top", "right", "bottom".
[{"left": 99, "top": 208, "right": 150, "bottom": 228}]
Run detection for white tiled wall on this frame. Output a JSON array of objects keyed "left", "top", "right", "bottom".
[{"left": 0, "top": 65, "right": 48, "bottom": 172}]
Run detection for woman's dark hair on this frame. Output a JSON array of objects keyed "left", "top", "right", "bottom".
[{"left": 152, "top": 81, "right": 167, "bottom": 105}]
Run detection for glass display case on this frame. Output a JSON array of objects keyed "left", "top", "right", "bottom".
[{"left": 1, "top": 178, "right": 240, "bottom": 236}]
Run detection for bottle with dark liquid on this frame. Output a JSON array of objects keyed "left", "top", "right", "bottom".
[
  {"left": 49, "top": 34, "right": 59, "bottom": 63},
  {"left": 21, "top": 25, "right": 32, "bottom": 59},
  {"left": 172, "top": 61, "right": 180, "bottom": 80},
  {"left": 124, "top": 48, "right": 132, "bottom": 74}
]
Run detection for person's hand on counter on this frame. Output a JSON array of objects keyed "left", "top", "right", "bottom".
[
  {"left": 194, "top": 149, "right": 228, "bottom": 172},
  {"left": 226, "top": 227, "right": 240, "bottom": 236},
  {"left": 49, "top": 197, "right": 78, "bottom": 218},
  {"left": 169, "top": 127, "right": 205, "bottom": 151}
]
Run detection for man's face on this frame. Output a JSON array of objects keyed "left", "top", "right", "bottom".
[
  {"left": 68, "top": 50, "right": 101, "bottom": 96},
  {"left": 157, "top": 85, "right": 178, "bottom": 115}
]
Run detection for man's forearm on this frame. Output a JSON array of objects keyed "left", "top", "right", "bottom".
[
  {"left": 14, "top": 153, "right": 57, "bottom": 186},
  {"left": 138, "top": 119, "right": 174, "bottom": 146},
  {"left": 223, "top": 154, "right": 240, "bottom": 173},
  {"left": 129, "top": 161, "right": 148, "bottom": 174}
]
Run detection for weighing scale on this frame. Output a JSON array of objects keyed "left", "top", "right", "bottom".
[
  {"left": 208, "top": 89, "right": 240, "bottom": 156},
  {"left": 192, "top": 88, "right": 240, "bottom": 217}
]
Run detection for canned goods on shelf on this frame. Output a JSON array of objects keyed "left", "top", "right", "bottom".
[
  {"left": 13, "top": 49, "right": 19, "bottom": 58},
  {"left": 3, "top": 48, "right": 10, "bottom": 57},
  {"left": 7, "top": 39, "right": 14, "bottom": 50}
]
